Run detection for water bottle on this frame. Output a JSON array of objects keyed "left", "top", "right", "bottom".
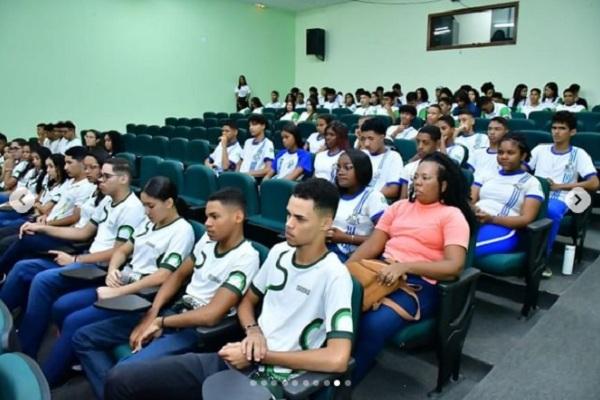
[{"left": 561, "top": 245, "right": 576, "bottom": 275}]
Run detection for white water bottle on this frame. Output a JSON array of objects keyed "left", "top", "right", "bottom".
[{"left": 561, "top": 245, "right": 576, "bottom": 275}]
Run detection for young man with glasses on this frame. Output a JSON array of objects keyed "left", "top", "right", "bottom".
[
  {"left": 0, "top": 157, "right": 145, "bottom": 361},
  {"left": 1, "top": 138, "right": 29, "bottom": 192}
]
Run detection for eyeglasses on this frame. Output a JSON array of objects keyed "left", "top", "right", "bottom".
[
  {"left": 334, "top": 164, "right": 354, "bottom": 172},
  {"left": 9, "top": 146, "right": 20, "bottom": 151},
  {"left": 100, "top": 172, "right": 117, "bottom": 180},
  {"left": 84, "top": 164, "right": 100, "bottom": 171}
]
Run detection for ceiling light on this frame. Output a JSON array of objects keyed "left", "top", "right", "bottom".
[
  {"left": 494, "top": 22, "right": 514, "bottom": 28},
  {"left": 255, "top": 3, "right": 266, "bottom": 9}
]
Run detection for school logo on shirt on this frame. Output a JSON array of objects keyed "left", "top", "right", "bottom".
[
  {"left": 296, "top": 284, "right": 311, "bottom": 296},
  {"left": 226, "top": 271, "right": 247, "bottom": 292},
  {"left": 299, "top": 318, "right": 324, "bottom": 350},
  {"left": 163, "top": 253, "right": 182, "bottom": 269},
  {"left": 331, "top": 308, "right": 353, "bottom": 333}
]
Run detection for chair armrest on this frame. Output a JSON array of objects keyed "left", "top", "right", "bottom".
[
  {"left": 282, "top": 358, "right": 355, "bottom": 400},
  {"left": 524, "top": 218, "right": 553, "bottom": 276},
  {"left": 60, "top": 266, "right": 107, "bottom": 281},
  {"left": 436, "top": 268, "right": 481, "bottom": 334},
  {"left": 195, "top": 315, "right": 241, "bottom": 340},
  {"left": 94, "top": 294, "right": 152, "bottom": 312},
  {"left": 437, "top": 268, "right": 480, "bottom": 293},
  {"left": 137, "top": 286, "right": 160, "bottom": 299},
  {"left": 526, "top": 218, "right": 553, "bottom": 233}
]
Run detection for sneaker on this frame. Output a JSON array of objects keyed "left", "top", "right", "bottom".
[
  {"left": 0, "top": 273, "right": 6, "bottom": 286},
  {"left": 71, "top": 364, "right": 83, "bottom": 372},
  {"left": 541, "top": 268, "right": 553, "bottom": 279}
]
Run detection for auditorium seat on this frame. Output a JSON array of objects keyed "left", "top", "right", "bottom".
[
  {"left": 394, "top": 138, "right": 417, "bottom": 162},
  {"left": 474, "top": 118, "right": 490, "bottom": 133},
  {"left": 149, "top": 136, "right": 169, "bottom": 158},
  {"left": 145, "top": 125, "right": 160, "bottom": 136},
  {"left": 528, "top": 111, "right": 554, "bottom": 130},
  {"left": 229, "top": 113, "right": 244, "bottom": 121},
  {"left": 166, "top": 138, "right": 188, "bottom": 162},
  {"left": 206, "top": 127, "right": 222, "bottom": 147},
  {"left": 203, "top": 112, "right": 217, "bottom": 119},
  {"left": 514, "top": 130, "right": 552, "bottom": 150},
  {"left": 575, "top": 112, "right": 600, "bottom": 131},
  {"left": 177, "top": 117, "right": 191, "bottom": 127},
  {"left": 125, "top": 123, "right": 136, "bottom": 133},
  {"left": 216, "top": 172, "right": 259, "bottom": 217},
  {"left": 475, "top": 177, "right": 553, "bottom": 317},
  {"left": 172, "top": 126, "right": 190, "bottom": 140},
  {"left": 237, "top": 118, "right": 249, "bottom": 130},
  {"left": 133, "top": 124, "right": 147, "bottom": 135},
  {"left": 216, "top": 112, "right": 229, "bottom": 119},
  {"left": 157, "top": 160, "right": 184, "bottom": 195},
  {"left": 122, "top": 133, "right": 136, "bottom": 153},
  {"left": 411, "top": 116, "right": 425, "bottom": 129},
  {"left": 189, "top": 127, "right": 206, "bottom": 140},
  {"left": 0, "top": 352, "right": 51, "bottom": 400},
  {"left": 247, "top": 179, "right": 297, "bottom": 234},
  {"left": 340, "top": 114, "right": 360, "bottom": 127},
  {"left": 159, "top": 125, "right": 175, "bottom": 139},
  {"left": 184, "top": 140, "right": 210, "bottom": 166},
  {"left": 135, "top": 156, "right": 163, "bottom": 191},
  {"left": 164, "top": 117, "right": 178, "bottom": 126},
  {"left": 133, "top": 134, "right": 152, "bottom": 157},
  {"left": 204, "top": 118, "right": 218, "bottom": 128},
  {"left": 507, "top": 119, "right": 535, "bottom": 131},
  {"left": 297, "top": 121, "right": 317, "bottom": 139},
  {"left": 189, "top": 118, "right": 204, "bottom": 127},
  {"left": 332, "top": 108, "right": 352, "bottom": 117},
  {"left": 512, "top": 112, "right": 526, "bottom": 119},
  {"left": 180, "top": 165, "right": 217, "bottom": 208}
]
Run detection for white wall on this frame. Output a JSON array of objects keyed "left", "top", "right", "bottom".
[{"left": 295, "top": 0, "right": 600, "bottom": 106}]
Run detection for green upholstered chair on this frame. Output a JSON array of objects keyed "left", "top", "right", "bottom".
[
  {"left": 166, "top": 138, "right": 188, "bottom": 163},
  {"left": 149, "top": 136, "right": 169, "bottom": 158},
  {"left": 216, "top": 172, "right": 259, "bottom": 217},
  {"left": 514, "top": 130, "right": 552, "bottom": 150},
  {"left": 0, "top": 352, "right": 50, "bottom": 400},
  {"left": 507, "top": 119, "right": 536, "bottom": 131},
  {"left": 185, "top": 140, "right": 210, "bottom": 166},
  {"left": 180, "top": 165, "right": 217, "bottom": 209},
  {"left": 247, "top": 179, "right": 297, "bottom": 234},
  {"left": 394, "top": 138, "right": 417, "bottom": 162}
]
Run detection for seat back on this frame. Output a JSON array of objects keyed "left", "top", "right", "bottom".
[
  {"left": 115, "top": 152, "right": 138, "bottom": 179},
  {"left": 237, "top": 118, "right": 249, "bottom": 130},
  {"left": 177, "top": 117, "right": 191, "bottom": 127},
  {"left": 190, "top": 127, "right": 206, "bottom": 140},
  {"left": 145, "top": 125, "right": 160, "bottom": 136},
  {"left": 340, "top": 114, "right": 359, "bottom": 127},
  {"left": 259, "top": 179, "right": 297, "bottom": 223},
  {"left": 515, "top": 130, "right": 552, "bottom": 150},
  {"left": 122, "top": 133, "right": 136, "bottom": 152},
  {"left": 393, "top": 138, "right": 417, "bottom": 162},
  {"left": 134, "top": 134, "right": 152, "bottom": 156},
  {"left": 185, "top": 140, "right": 210, "bottom": 165},
  {"left": 535, "top": 176, "right": 551, "bottom": 220},
  {"left": 157, "top": 160, "right": 184, "bottom": 190},
  {"left": 297, "top": 122, "right": 317, "bottom": 139},
  {"left": 134, "top": 124, "right": 147, "bottom": 135},
  {"left": 411, "top": 117, "right": 425, "bottom": 129},
  {"left": 150, "top": 136, "right": 169, "bottom": 158},
  {"left": 204, "top": 118, "right": 218, "bottom": 128},
  {"left": 190, "top": 118, "right": 204, "bottom": 127},
  {"left": 512, "top": 112, "right": 526, "bottom": 119},
  {"left": 206, "top": 127, "right": 223, "bottom": 146},
  {"left": 217, "top": 172, "right": 259, "bottom": 216},
  {"left": 250, "top": 241, "right": 269, "bottom": 265},
  {"left": 528, "top": 111, "right": 554, "bottom": 130},
  {"left": 203, "top": 112, "right": 217, "bottom": 119},
  {"left": 572, "top": 132, "right": 600, "bottom": 167},
  {"left": 575, "top": 112, "right": 600, "bottom": 131},
  {"left": 189, "top": 220, "right": 206, "bottom": 242},
  {"left": 126, "top": 123, "right": 136, "bottom": 133},
  {"left": 165, "top": 117, "right": 178, "bottom": 126},
  {"left": 507, "top": 119, "right": 535, "bottom": 132},
  {"left": 373, "top": 115, "right": 393, "bottom": 129},
  {"left": 474, "top": 118, "right": 490, "bottom": 133},
  {"left": 216, "top": 111, "right": 229, "bottom": 119},
  {"left": 167, "top": 138, "right": 189, "bottom": 162},
  {"left": 181, "top": 164, "right": 218, "bottom": 203},
  {"left": 160, "top": 125, "right": 175, "bottom": 140},
  {"left": 138, "top": 156, "right": 163, "bottom": 189},
  {"left": 0, "top": 352, "right": 51, "bottom": 400},
  {"left": 173, "top": 126, "right": 191, "bottom": 140},
  {"left": 0, "top": 300, "right": 13, "bottom": 353}
]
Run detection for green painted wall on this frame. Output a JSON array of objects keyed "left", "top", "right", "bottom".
[
  {"left": 295, "top": 0, "right": 600, "bottom": 108},
  {"left": 0, "top": 0, "right": 295, "bottom": 139}
]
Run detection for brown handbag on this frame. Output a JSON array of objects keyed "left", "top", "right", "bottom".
[{"left": 346, "top": 259, "right": 421, "bottom": 321}]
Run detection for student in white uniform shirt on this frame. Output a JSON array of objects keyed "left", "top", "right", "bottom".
[
  {"left": 480, "top": 96, "right": 512, "bottom": 119},
  {"left": 279, "top": 100, "right": 300, "bottom": 123},
  {"left": 57, "top": 121, "right": 83, "bottom": 154},
  {"left": 328, "top": 149, "right": 388, "bottom": 261},
  {"left": 472, "top": 134, "right": 544, "bottom": 257},
  {"left": 2, "top": 157, "right": 146, "bottom": 362},
  {"left": 518, "top": 88, "right": 553, "bottom": 117},
  {"left": 399, "top": 125, "right": 442, "bottom": 199},
  {"left": 377, "top": 91, "right": 399, "bottom": 120},
  {"left": 0, "top": 139, "right": 30, "bottom": 194},
  {"left": 266, "top": 124, "right": 313, "bottom": 181},
  {"left": 240, "top": 97, "right": 264, "bottom": 115},
  {"left": 468, "top": 117, "right": 509, "bottom": 177},
  {"left": 297, "top": 98, "right": 318, "bottom": 124},
  {"left": 354, "top": 116, "right": 372, "bottom": 151},
  {"left": 102, "top": 179, "right": 354, "bottom": 400},
  {"left": 354, "top": 93, "right": 375, "bottom": 116},
  {"left": 437, "top": 116, "right": 468, "bottom": 167},
  {"left": 264, "top": 90, "right": 283, "bottom": 109},
  {"left": 42, "top": 146, "right": 96, "bottom": 227},
  {"left": 541, "top": 82, "right": 561, "bottom": 110},
  {"left": 205, "top": 120, "right": 243, "bottom": 174},
  {"left": 343, "top": 92, "right": 357, "bottom": 112},
  {"left": 386, "top": 105, "right": 418, "bottom": 140},
  {"left": 75, "top": 188, "right": 261, "bottom": 399},
  {"left": 35, "top": 176, "right": 196, "bottom": 386},
  {"left": 438, "top": 97, "right": 453, "bottom": 116},
  {"left": 321, "top": 88, "right": 340, "bottom": 111},
  {"left": 313, "top": 120, "right": 350, "bottom": 182},
  {"left": 528, "top": 112, "right": 599, "bottom": 275},
  {"left": 305, "top": 114, "right": 332, "bottom": 154},
  {"left": 0, "top": 133, "right": 7, "bottom": 173},
  {"left": 234, "top": 75, "right": 251, "bottom": 111},
  {"left": 415, "top": 87, "right": 431, "bottom": 120},
  {"left": 555, "top": 88, "right": 586, "bottom": 113},
  {"left": 237, "top": 114, "right": 275, "bottom": 179},
  {"left": 295, "top": 91, "right": 306, "bottom": 109},
  {"left": 361, "top": 118, "right": 404, "bottom": 199},
  {"left": 508, "top": 84, "right": 528, "bottom": 110},
  {"left": 455, "top": 109, "right": 490, "bottom": 154}
]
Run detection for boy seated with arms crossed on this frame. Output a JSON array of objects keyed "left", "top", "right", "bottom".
[
  {"left": 386, "top": 105, "right": 418, "bottom": 141},
  {"left": 362, "top": 118, "right": 404, "bottom": 199},
  {"left": 528, "top": 111, "right": 599, "bottom": 277},
  {"left": 73, "top": 188, "right": 261, "bottom": 399},
  {"left": 237, "top": 114, "right": 275, "bottom": 180},
  {"left": 102, "top": 179, "right": 354, "bottom": 400},
  {"left": 205, "top": 120, "right": 243, "bottom": 173},
  {"left": 399, "top": 125, "right": 442, "bottom": 199},
  {"left": 437, "top": 115, "right": 468, "bottom": 167},
  {"left": 479, "top": 96, "right": 512, "bottom": 119},
  {"left": 455, "top": 109, "right": 490, "bottom": 155}
]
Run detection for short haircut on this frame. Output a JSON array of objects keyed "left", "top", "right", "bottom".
[
  {"left": 271, "top": 90, "right": 279, "bottom": 96},
  {"left": 248, "top": 114, "right": 267, "bottom": 126},
  {"left": 293, "top": 178, "right": 340, "bottom": 218},
  {"left": 207, "top": 187, "right": 246, "bottom": 215},
  {"left": 360, "top": 118, "right": 386, "bottom": 135},
  {"left": 45, "top": 123, "right": 55, "bottom": 132},
  {"left": 438, "top": 115, "right": 455, "bottom": 128},
  {"left": 418, "top": 125, "right": 441, "bottom": 141},
  {"left": 457, "top": 109, "right": 474, "bottom": 117},
  {"left": 398, "top": 105, "right": 417, "bottom": 116},
  {"left": 552, "top": 111, "right": 577, "bottom": 130},
  {"left": 481, "top": 82, "right": 495, "bottom": 93},
  {"left": 54, "top": 121, "right": 66, "bottom": 129},
  {"left": 530, "top": 88, "right": 541, "bottom": 95},
  {"left": 569, "top": 84, "right": 581, "bottom": 92},
  {"left": 317, "top": 114, "right": 333, "bottom": 124},
  {"left": 489, "top": 117, "right": 508, "bottom": 129},
  {"left": 392, "top": 83, "right": 401, "bottom": 90},
  {"left": 64, "top": 121, "right": 76, "bottom": 130},
  {"left": 105, "top": 157, "right": 132, "bottom": 178},
  {"left": 438, "top": 97, "right": 452, "bottom": 106},
  {"left": 222, "top": 119, "right": 238, "bottom": 130},
  {"left": 37, "top": 123, "right": 46, "bottom": 128},
  {"left": 0, "top": 133, "right": 6, "bottom": 143},
  {"left": 406, "top": 91, "right": 417, "bottom": 102},
  {"left": 479, "top": 96, "right": 493, "bottom": 106},
  {"left": 383, "top": 91, "right": 395, "bottom": 99},
  {"left": 563, "top": 88, "right": 574, "bottom": 95},
  {"left": 428, "top": 104, "right": 442, "bottom": 112},
  {"left": 64, "top": 146, "right": 88, "bottom": 161}
]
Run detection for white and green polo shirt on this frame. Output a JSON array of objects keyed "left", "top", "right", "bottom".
[
  {"left": 184, "top": 235, "right": 260, "bottom": 305},
  {"left": 88, "top": 191, "right": 145, "bottom": 255},
  {"left": 250, "top": 242, "right": 354, "bottom": 381},
  {"left": 128, "top": 217, "right": 195, "bottom": 275}
]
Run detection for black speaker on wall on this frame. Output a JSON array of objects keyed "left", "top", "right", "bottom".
[{"left": 306, "top": 28, "right": 325, "bottom": 61}]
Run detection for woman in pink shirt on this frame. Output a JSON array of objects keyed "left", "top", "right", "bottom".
[{"left": 348, "top": 152, "right": 476, "bottom": 381}]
